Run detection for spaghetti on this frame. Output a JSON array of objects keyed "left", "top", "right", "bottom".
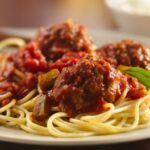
[
  {"left": 0, "top": 20, "right": 150, "bottom": 138},
  {"left": 0, "top": 87, "right": 150, "bottom": 137}
]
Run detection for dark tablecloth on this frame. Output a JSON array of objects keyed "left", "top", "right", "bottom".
[{"left": 1, "top": 139, "right": 150, "bottom": 150}]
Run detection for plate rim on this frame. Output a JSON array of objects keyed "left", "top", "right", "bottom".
[
  {"left": 0, "top": 127, "right": 150, "bottom": 146},
  {"left": 0, "top": 29, "right": 150, "bottom": 146}
]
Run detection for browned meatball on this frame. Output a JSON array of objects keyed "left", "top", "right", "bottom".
[
  {"left": 48, "top": 58, "right": 145, "bottom": 117},
  {"left": 36, "top": 20, "right": 93, "bottom": 61},
  {"left": 96, "top": 40, "right": 150, "bottom": 70}
]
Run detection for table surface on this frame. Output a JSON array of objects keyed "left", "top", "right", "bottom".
[{"left": 0, "top": 139, "right": 150, "bottom": 150}]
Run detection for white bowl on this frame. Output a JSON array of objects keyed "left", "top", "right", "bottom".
[{"left": 106, "top": 0, "right": 150, "bottom": 36}]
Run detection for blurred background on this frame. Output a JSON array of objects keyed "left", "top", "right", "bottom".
[
  {"left": 0, "top": 0, "right": 116, "bottom": 28},
  {"left": 0, "top": 0, "right": 150, "bottom": 36}
]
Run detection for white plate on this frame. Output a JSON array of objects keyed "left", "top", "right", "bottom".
[{"left": 0, "top": 29, "right": 150, "bottom": 146}]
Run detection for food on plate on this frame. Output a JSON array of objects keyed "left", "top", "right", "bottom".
[
  {"left": 36, "top": 20, "right": 93, "bottom": 61},
  {"left": 0, "top": 20, "right": 150, "bottom": 137},
  {"left": 96, "top": 40, "right": 150, "bottom": 70}
]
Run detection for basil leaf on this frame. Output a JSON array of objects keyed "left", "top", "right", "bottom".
[
  {"left": 125, "top": 67, "right": 150, "bottom": 78},
  {"left": 124, "top": 70, "right": 150, "bottom": 88},
  {"left": 121, "top": 67, "right": 150, "bottom": 89}
]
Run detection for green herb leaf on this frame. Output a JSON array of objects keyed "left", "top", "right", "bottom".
[
  {"left": 121, "top": 67, "right": 150, "bottom": 89},
  {"left": 124, "top": 67, "right": 150, "bottom": 78}
]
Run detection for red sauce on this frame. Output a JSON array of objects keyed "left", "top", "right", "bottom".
[
  {"left": 127, "top": 75, "right": 146, "bottom": 99},
  {"left": 0, "top": 42, "right": 47, "bottom": 100},
  {"left": 14, "top": 42, "right": 48, "bottom": 73},
  {"left": 0, "top": 99, "right": 11, "bottom": 107},
  {"left": 50, "top": 52, "right": 88, "bottom": 71}
]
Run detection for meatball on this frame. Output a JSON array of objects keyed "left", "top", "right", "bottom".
[
  {"left": 96, "top": 40, "right": 150, "bottom": 70},
  {"left": 36, "top": 20, "right": 93, "bottom": 61},
  {"left": 48, "top": 59, "right": 145, "bottom": 116}
]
